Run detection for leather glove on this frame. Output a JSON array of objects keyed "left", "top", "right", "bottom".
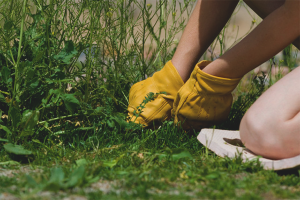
[
  {"left": 128, "top": 61, "right": 184, "bottom": 127},
  {"left": 172, "top": 60, "right": 241, "bottom": 130}
]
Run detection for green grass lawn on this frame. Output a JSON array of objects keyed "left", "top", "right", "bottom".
[{"left": 1, "top": 121, "right": 300, "bottom": 200}]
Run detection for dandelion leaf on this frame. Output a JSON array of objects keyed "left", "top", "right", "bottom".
[
  {"left": 62, "top": 94, "right": 80, "bottom": 113},
  {"left": 4, "top": 143, "right": 33, "bottom": 155}
]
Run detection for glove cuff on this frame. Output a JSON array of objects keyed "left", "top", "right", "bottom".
[
  {"left": 153, "top": 61, "right": 184, "bottom": 98},
  {"left": 191, "top": 60, "right": 242, "bottom": 95}
]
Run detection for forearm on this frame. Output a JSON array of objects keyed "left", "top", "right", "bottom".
[
  {"left": 293, "top": 37, "right": 300, "bottom": 50},
  {"left": 245, "top": 0, "right": 300, "bottom": 50},
  {"left": 171, "top": 0, "right": 239, "bottom": 82},
  {"left": 203, "top": 1, "right": 300, "bottom": 78}
]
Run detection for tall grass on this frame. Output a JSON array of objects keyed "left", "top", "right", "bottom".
[{"left": 0, "top": 0, "right": 196, "bottom": 144}]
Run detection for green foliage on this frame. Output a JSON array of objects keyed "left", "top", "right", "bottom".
[
  {"left": 0, "top": 160, "right": 20, "bottom": 166},
  {"left": 1, "top": 141, "right": 300, "bottom": 199},
  {"left": 3, "top": 143, "right": 34, "bottom": 163},
  {"left": 54, "top": 40, "right": 78, "bottom": 64},
  {"left": 158, "top": 148, "right": 193, "bottom": 161},
  {"left": 0, "top": 125, "right": 12, "bottom": 135},
  {"left": 3, "top": 143, "right": 33, "bottom": 155},
  {"left": 0, "top": 0, "right": 196, "bottom": 145},
  {"left": 19, "top": 110, "right": 40, "bottom": 137}
]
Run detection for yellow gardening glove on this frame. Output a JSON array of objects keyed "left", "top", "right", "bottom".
[
  {"left": 128, "top": 61, "right": 184, "bottom": 127},
  {"left": 172, "top": 60, "right": 241, "bottom": 130}
]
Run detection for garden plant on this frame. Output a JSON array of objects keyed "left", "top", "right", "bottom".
[{"left": 0, "top": 0, "right": 300, "bottom": 199}]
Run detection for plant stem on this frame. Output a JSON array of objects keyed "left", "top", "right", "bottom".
[
  {"left": 85, "top": 5, "right": 94, "bottom": 103},
  {"left": 38, "top": 114, "right": 80, "bottom": 125},
  {"left": 14, "top": 0, "right": 28, "bottom": 101}
]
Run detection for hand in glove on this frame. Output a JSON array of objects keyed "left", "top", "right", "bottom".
[
  {"left": 128, "top": 61, "right": 184, "bottom": 127},
  {"left": 172, "top": 60, "right": 241, "bottom": 130}
]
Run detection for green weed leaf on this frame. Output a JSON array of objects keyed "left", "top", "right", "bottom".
[
  {"left": 4, "top": 20, "right": 13, "bottom": 31},
  {"left": 0, "top": 93, "right": 5, "bottom": 103},
  {"left": 3, "top": 143, "right": 33, "bottom": 155},
  {"left": 0, "top": 138, "right": 9, "bottom": 142},
  {"left": 30, "top": 12, "right": 43, "bottom": 24},
  {"left": 102, "top": 159, "right": 118, "bottom": 168},
  {"left": 0, "top": 161, "right": 20, "bottom": 166},
  {"left": 107, "top": 120, "right": 115, "bottom": 128},
  {"left": 76, "top": 158, "right": 88, "bottom": 166},
  {"left": 94, "top": 107, "right": 104, "bottom": 114},
  {"left": 25, "top": 175, "right": 38, "bottom": 187},
  {"left": 0, "top": 125, "right": 12, "bottom": 135},
  {"left": 50, "top": 69, "right": 66, "bottom": 80},
  {"left": 205, "top": 172, "right": 220, "bottom": 180},
  {"left": 20, "top": 110, "right": 40, "bottom": 137},
  {"left": 32, "top": 139, "right": 51, "bottom": 151},
  {"left": 32, "top": 51, "right": 45, "bottom": 63},
  {"left": 159, "top": 149, "right": 193, "bottom": 161},
  {"left": 29, "top": 78, "right": 39, "bottom": 89},
  {"left": 86, "top": 175, "right": 100, "bottom": 184},
  {"left": 65, "top": 165, "right": 85, "bottom": 188},
  {"left": 9, "top": 106, "right": 21, "bottom": 129},
  {"left": 44, "top": 167, "right": 65, "bottom": 191},
  {"left": 111, "top": 115, "right": 130, "bottom": 129},
  {"left": 54, "top": 40, "right": 78, "bottom": 64},
  {"left": 62, "top": 94, "right": 80, "bottom": 113},
  {"left": 171, "top": 150, "right": 193, "bottom": 161},
  {"left": 1, "top": 66, "right": 10, "bottom": 84},
  {"left": 102, "top": 154, "right": 125, "bottom": 168}
]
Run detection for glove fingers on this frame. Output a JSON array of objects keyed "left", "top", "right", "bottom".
[
  {"left": 128, "top": 96, "right": 172, "bottom": 127},
  {"left": 127, "top": 61, "right": 184, "bottom": 128},
  {"left": 128, "top": 80, "right": 149, "bottom": 103}
]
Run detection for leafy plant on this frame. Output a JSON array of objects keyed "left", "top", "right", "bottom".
[{"left": 0, "top": 0, "right": 197, "bottom": 160}]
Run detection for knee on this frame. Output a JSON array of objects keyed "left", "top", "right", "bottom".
[
  {"left": 240, "top": 109, "right": 267, "bottom": 148},
  {"left": 239, "top": 109, "right": 284, "bottom": 159}
]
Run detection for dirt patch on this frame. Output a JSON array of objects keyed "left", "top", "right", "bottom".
[
  {"left": 0, "top": 193, "right": 19, "bottom": 200},
  {"left": 0, "top": 166, "right": 43, "bottom": 178},
  {"left": 62, "top": 195, "right": 87, "bottom": 200},
  {"left": 233, "top": 172, "right": 248, "bottom": 180}
]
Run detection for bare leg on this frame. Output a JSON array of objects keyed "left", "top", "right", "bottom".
[
  {"left": 240, "top": 66, "right": 300, "bottom": 159},
  {"left": 172, "top": 0, "right": 239, "bottom": 82},
  {"left": 202, "top": 0, "right": 300, "bottom": 78}
]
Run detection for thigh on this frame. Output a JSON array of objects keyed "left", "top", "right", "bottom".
[{"left": 240, "top": 66, "right": 300, "bottom": 159}]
